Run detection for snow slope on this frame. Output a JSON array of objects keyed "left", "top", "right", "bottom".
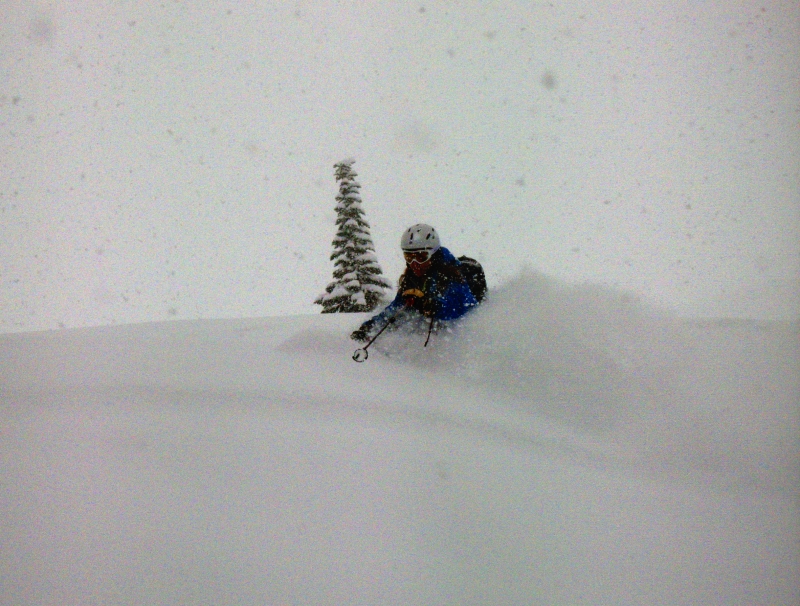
[{"left": 2, "top": 272, "right": 798, "bottom": 605}]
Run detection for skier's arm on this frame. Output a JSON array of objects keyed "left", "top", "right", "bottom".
[
  {"left": 370, "top": 295, "right": 403, "bottom": 326},
  {"left": 350, "top": 292, "right": 404, "bottom": 341}
]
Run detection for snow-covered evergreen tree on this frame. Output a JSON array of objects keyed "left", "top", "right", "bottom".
[{"left": 315, "top": 159, "right": 392, "bottom": 313}]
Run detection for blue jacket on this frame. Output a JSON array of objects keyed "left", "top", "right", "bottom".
[{"left": 369, "top": 247, "right": 477, "bottom": 326}]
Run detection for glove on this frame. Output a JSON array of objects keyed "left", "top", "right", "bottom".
[
  {"left": 351, "top": 326, "right": 369, "bottom": 342},
  {"left": 402, "top": 288, "right": 425, "bottom": 309},
  {"left": 351, "top": 320, "right": 374, "bottom": 342}
]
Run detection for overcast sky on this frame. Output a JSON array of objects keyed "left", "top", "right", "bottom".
[{"left": 2, "top": 0, "right": 798, "bottom": 332}]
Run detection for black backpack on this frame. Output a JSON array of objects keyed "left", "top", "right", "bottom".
[{"left": 457, "top": 255, "right": 487, "bottom": 303}]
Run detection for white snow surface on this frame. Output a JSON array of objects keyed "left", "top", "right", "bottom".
[{"left": 2, "top": 271, "right": 798, "bottom": 605}]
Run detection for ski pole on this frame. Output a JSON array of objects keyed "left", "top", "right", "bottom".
[
  {"left": 352, "top": 317, "right": 396, "bottom": 362},
  {"left": 423, "top": 315, "right": 435, "bottom": 347}
]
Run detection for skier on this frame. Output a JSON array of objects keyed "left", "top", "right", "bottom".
[{"left": 351, "top": 224, "right": 477, "bottom": 343}]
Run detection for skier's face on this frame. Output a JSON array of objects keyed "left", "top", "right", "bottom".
[{"left": 404, "top": 250, "right": 432, "bottom": 276}]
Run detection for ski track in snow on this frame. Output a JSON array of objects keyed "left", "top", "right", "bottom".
[{"left": 1, "top": 271, "right": 798, "bottom": 605}]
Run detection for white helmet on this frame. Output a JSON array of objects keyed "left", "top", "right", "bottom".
[{"left": 401, "top": 223, "right": 440, "bottom": 253}]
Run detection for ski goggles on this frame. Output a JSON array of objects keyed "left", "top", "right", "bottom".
[{"left": 403, "top": 250, "right": 433, "bottom": 264}]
